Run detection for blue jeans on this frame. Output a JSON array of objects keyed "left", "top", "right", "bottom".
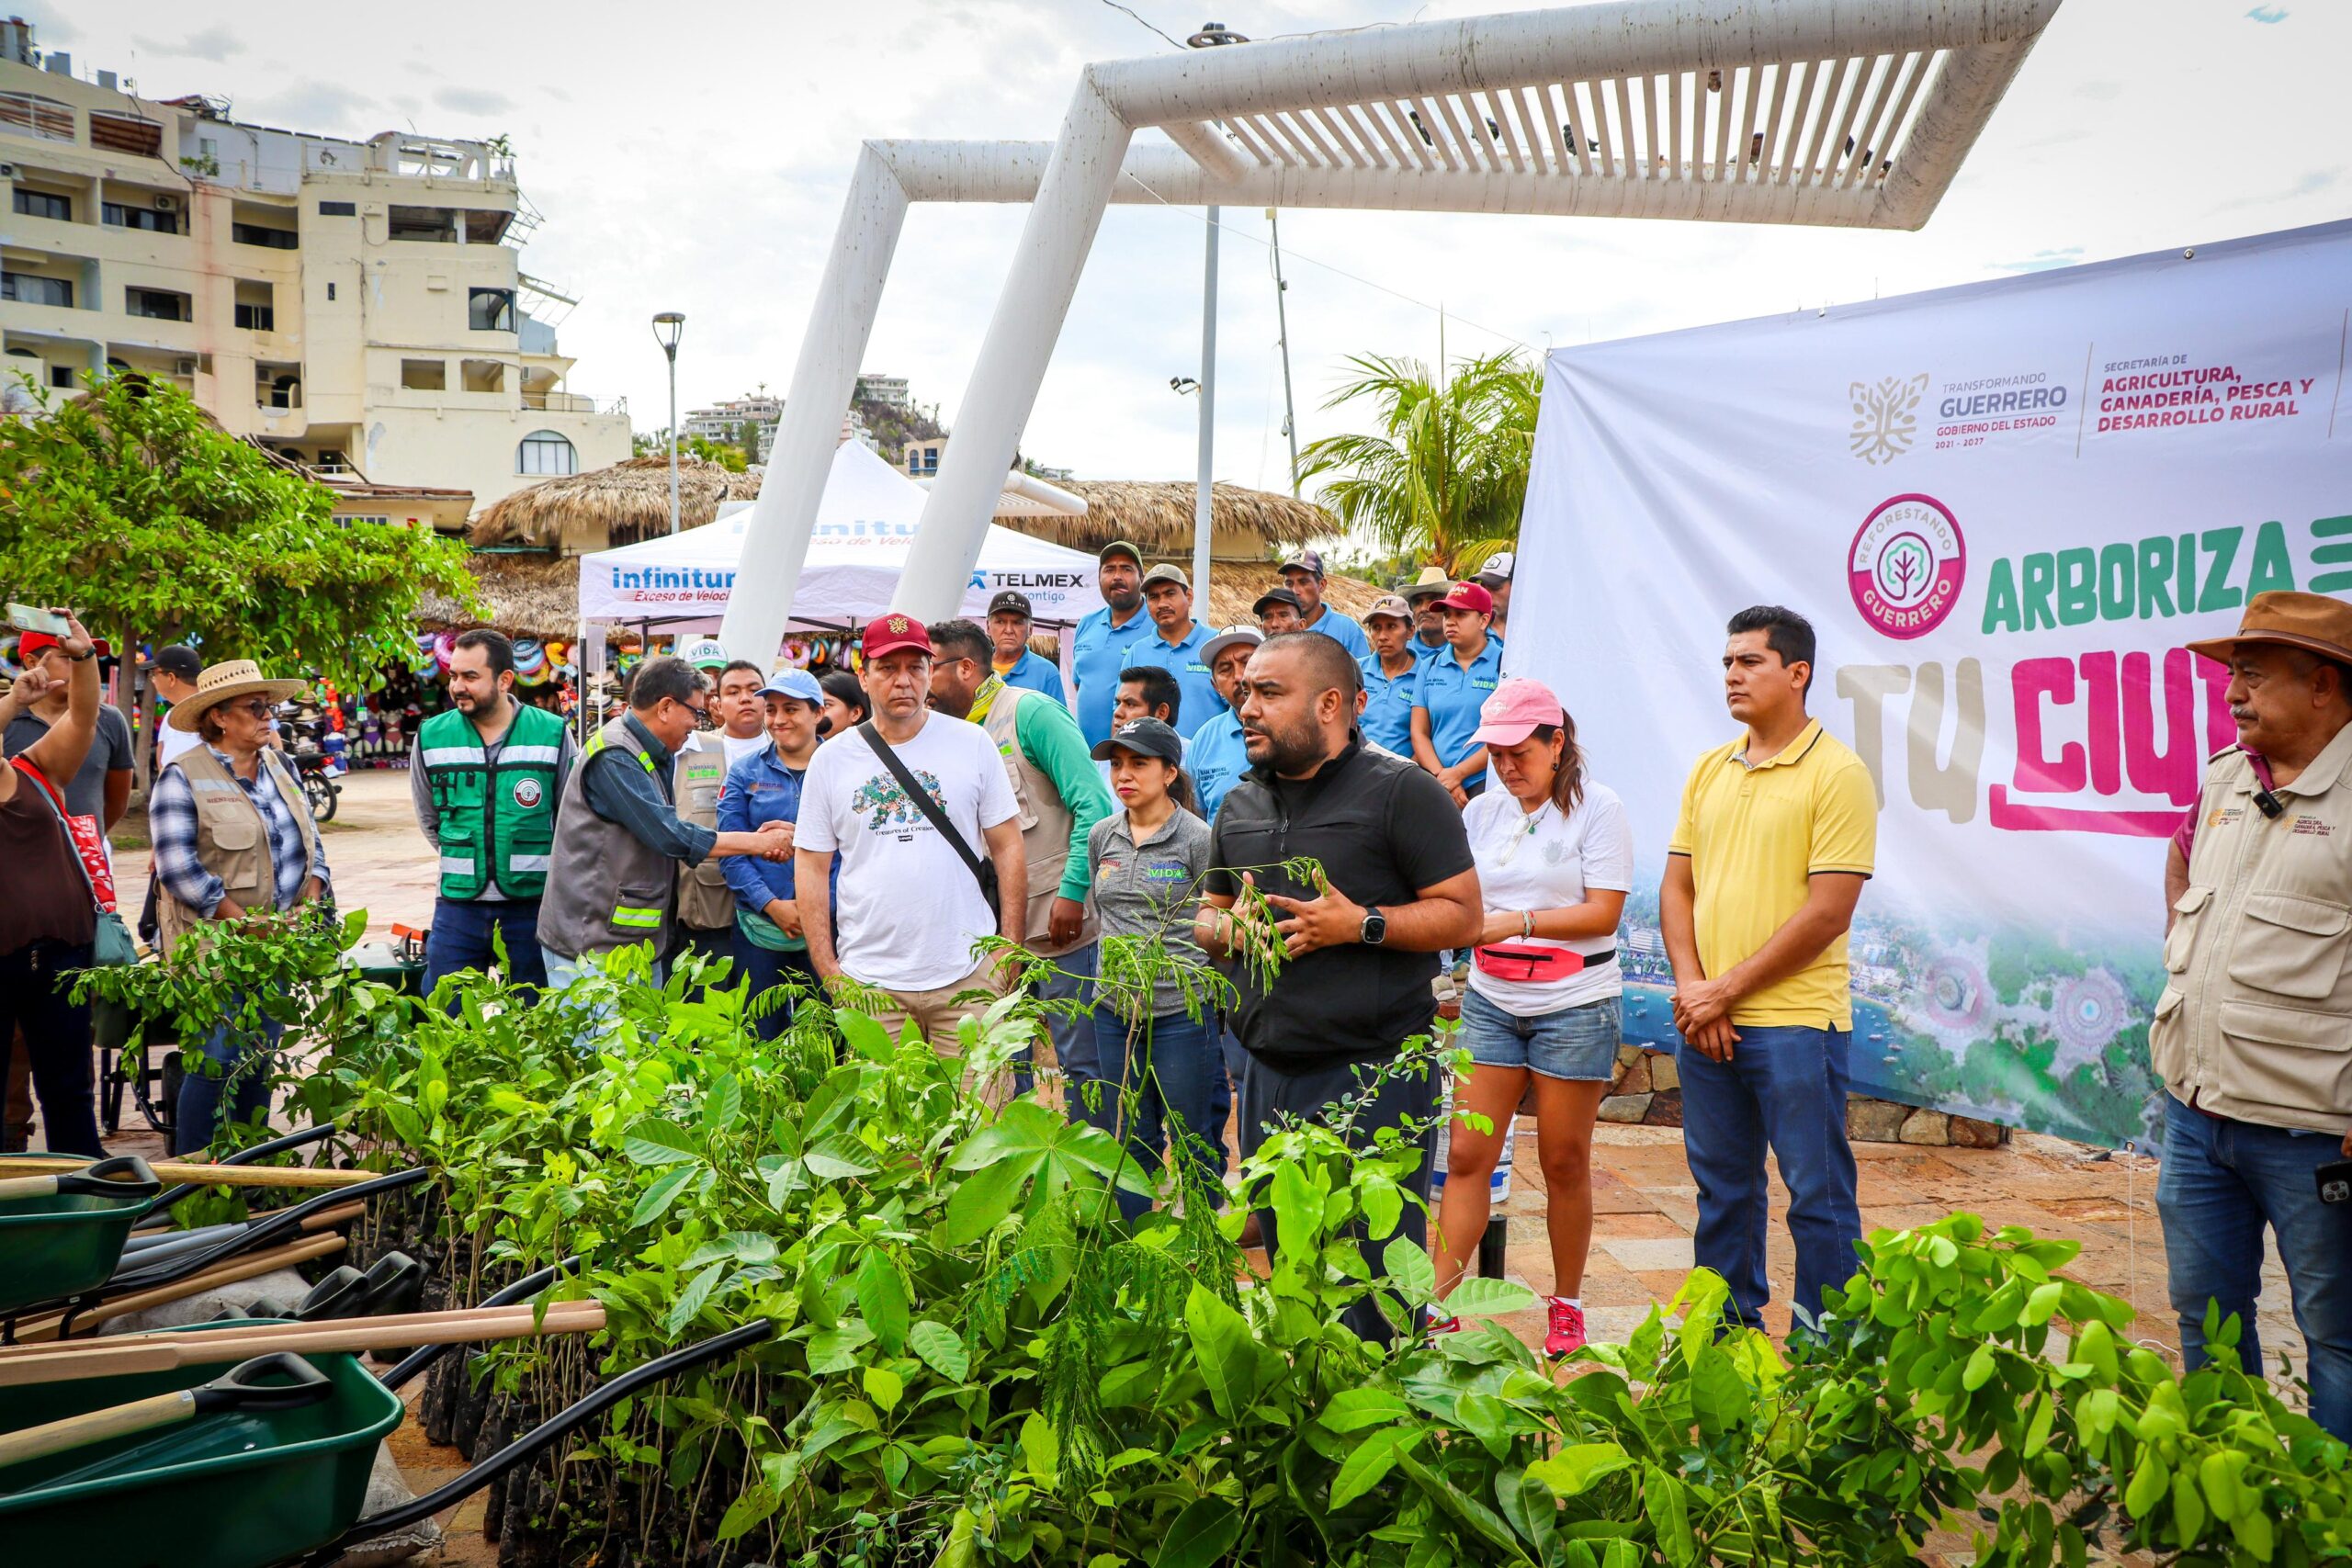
[
  {"left": 1459, "top": 989, "right": 1621, "bottom": 1080},
  {"left": 1038, "top": 942, "right": 1097, "bottom": 1086},
  {"left": 175, "top": 1008, "right": 283, "bottom": 1156},
  {"left": 423, "top": 897, "right": 548, "bottom": 1003},
  {"left": 2157, "top": 1092, "right": 2352, "bottom": 1440},
  {"left": 732, "top": 930, "right": 818, "bottom": 1042},
  {"left": 1082, "top": 1007, "right": 1220, "bottom": 1222},
  {"left": 1678, "top": 1024, "right": 1861, "bottom": 1331}
]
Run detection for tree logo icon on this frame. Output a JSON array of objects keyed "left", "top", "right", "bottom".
[
  {"left": 1849, "top": 494, "right": 1965, "bottom": 640},
  {"left": 1849, "top": 373, "right": 1930, "bottom": 466}
]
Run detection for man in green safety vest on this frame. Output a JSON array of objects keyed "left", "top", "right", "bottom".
[
  {"left": 537, "top": 656, "right": 795, "bottom": 990},
  {"left": 412, "top": 629, "right": 577, "bottom": 996}
]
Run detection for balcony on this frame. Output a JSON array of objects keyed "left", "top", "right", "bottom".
[{"left": 521, "top": 389, "right": 604, "bottom": 413}]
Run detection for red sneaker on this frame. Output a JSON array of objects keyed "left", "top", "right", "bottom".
[
  {"left": 1425, "top": 1314, "right": 1462, "bottom": 1344},
  {"left": 1544, "top": 1299, "right": 1587, "bottom": 1358}
]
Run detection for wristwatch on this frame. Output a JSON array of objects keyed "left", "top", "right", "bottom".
[{"left": 1360, "top": 906, "right": 1387, "bottom": 946}]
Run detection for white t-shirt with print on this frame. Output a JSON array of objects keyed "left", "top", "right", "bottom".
[
  {"left": 1463, "top": 780, "right": 1634, "bottom": 1016},
  {"left": 719, "top": 730, "right": 769, "bottom": 767},
  {"left": 796, "top": 713, "right": 1019, "bottom": 992}
]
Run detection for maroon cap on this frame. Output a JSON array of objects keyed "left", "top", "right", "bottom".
[
  {"left": 861, "top": 613, "right": 933, "bottom": 660},
  {"left": 1435, "top": 581, "right": 1495, "bottom": 615}
]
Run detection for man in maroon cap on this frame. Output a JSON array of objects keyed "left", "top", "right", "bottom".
[
  {"left": 5, "top": 630, "right": 135, "bottom": 850},
  {"left": 793, "top": 615, "right": 1030, "bottom": 1085}
]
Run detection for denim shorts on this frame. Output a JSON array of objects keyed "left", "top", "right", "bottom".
[{"left": 1458, "top": 988, "right": 1621, "bottom": 1081}]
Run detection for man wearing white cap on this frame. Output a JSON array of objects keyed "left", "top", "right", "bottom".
[
  {"left": 1280, "top": 549, "right": 1372, "bottom": 661},
  {"left": 1476, "top": 551, "right": 1516, "bottom": 643},
  {"left": 1188, "top": 625, "right": 1261, "bottom": 824}
]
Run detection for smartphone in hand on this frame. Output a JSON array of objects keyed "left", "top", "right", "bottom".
[{"left": 6, "top": 603, "right": 72, "bottom": 637}]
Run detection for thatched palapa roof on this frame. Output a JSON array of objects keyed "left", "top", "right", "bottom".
[
  {"left": 417, "top": 553, "right": 579, "bottom": 641},
  {"left": 1204, "top": 563, "right": 1385, "bottom": 631},
  {"left": 469, "top": 456, "right": 763, "bottom": 549},
  {"left": 1019, "top": 480, "right": 1333, "bottom": 557}
]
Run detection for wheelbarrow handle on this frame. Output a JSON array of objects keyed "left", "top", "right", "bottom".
[
  {"left": 107, "top": 1168, "right": 428, "bottom": 1296},
  {"left": 0, "top": 1352, "right": 330, "bottom": 1469},
  {"left": 379, "top": 1257, "right": 579, "bottom": 1392},
  {"left": 142, "top": 1123, "right": 341, "bottom": 1218},
  {"left": 0, "top": 1155, "right": 161, "bottom": 1203},
  {"left": 315, "top": 1320, "right": 777, "bottom": 1559}
]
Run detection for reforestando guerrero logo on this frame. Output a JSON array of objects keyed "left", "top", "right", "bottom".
[
  {"left": 1849, "top": 493, "right": 1965, "bottom": 639},
  {"left": 1849, "top": 373, "right": 1929, "bottom": 465}
]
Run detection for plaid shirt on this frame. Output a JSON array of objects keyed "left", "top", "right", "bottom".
[{"left": 151, "top": 748, "right": 332, "bottom": 918}]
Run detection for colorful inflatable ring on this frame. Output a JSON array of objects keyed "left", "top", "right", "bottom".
[
  {"left": 431, "top": 630, "right": 458, "bottom": 673},
  {"left": 513, "top": 637, "right": 548, "bottom": 675}
]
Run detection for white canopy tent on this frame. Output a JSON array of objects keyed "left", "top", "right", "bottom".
[{"left": 579, "top": 441, "right": 1099, "bottom": 643}]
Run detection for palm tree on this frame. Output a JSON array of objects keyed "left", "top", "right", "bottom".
[{"left": 1294, "top": 349, "right": 1541, "bottom": 574}]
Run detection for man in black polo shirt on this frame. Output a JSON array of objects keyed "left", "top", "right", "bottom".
[{"left": 1195, "top": 632, "right": 1482, "bottom": 1340}]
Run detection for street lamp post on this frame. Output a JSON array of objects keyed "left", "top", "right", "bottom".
[{"left": 651, "top": 311, "right": 685, "bottom": 535}]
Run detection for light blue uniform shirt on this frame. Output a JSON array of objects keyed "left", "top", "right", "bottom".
[
  {"left": 1187, "top": 707, "right": 1252, "bottom": 824},
  {"left": 1358, "top": 654, "right": 1419, "bottom": 756},
  {"left": 1299, "top": 604, "right": 1372, "bottom": 661},
  {"left": 1121, "top": 620, "right": 1227, "bottom": 734},
  {"left": 1412, "top": 635, "right": 1505, "bottom": 786},
  {"left": 1070, "top": 604, "right": 1153, "bottom": 747},
  {"left": 1410, "top": 634, "right": 1447, "bottom": 662},
  {"left": 997, "top": 648, "right": 1067, "bottom": 705}
]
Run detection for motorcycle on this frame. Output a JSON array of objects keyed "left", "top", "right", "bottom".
[{"left": 276, "top": 700, "right": 345, "bottom": 822}]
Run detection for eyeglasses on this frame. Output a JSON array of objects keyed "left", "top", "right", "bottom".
[{"left": 223, "top": 698, "right": 276, "bottom": 719}]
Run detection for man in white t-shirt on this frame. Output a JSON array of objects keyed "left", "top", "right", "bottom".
[
  {"left": 794, "top": 615, "right": 1028, "bottom": 1070},
  {"left": 145, "top": 645, "right": 207, "bottom": 771}
]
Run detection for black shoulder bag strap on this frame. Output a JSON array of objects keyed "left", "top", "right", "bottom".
[{"left": 857, "top": 720, "right": 1001, "bottom": 919}]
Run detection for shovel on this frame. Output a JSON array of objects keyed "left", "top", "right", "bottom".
[
  {"left": 0, "top": 1156, "right": 162, "bottom": 1204},
  {"left": 0, "top": 1352, "right": 331, "bottom": 1469}
]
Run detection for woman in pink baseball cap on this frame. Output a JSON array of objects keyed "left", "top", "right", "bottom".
[{"left": 1430, "top": 677, "right": 1633, "bottom": 1359}]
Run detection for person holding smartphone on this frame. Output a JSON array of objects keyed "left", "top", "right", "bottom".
[{"left": 0, "top": 610, "right": 108, "bottom": 1155}]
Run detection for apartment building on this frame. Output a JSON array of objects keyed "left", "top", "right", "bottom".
[{"left": 0, "top": 27, "right": 630, "bottom": 514}]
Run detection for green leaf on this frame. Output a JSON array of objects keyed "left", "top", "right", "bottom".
[
  {"left": 942, "top": 1156, "right": 1029, "bottom": 1246},
  {"left": 628, "top": 1168, "right": 695, "bottom": 1229},
  {"left": 807, "top": 1323, "right": 874, "bottom": 1375},
  {"left": 2020, "top": 1280, "right": 2064, "bottom": 1325},
  {"left": 1525, "top": 1443, "right": 1632, "bottom": 1497},
  {"left": 1330, "top": 1425, "right": 1422, "bottom": 1509},
  {"left": 1644, "top": 1466, "right": 1696, "bottom": 1568},
  {"left": 837, "top": 1008, "right": 894, "bottom": 1062},
  {"left": 1272, "top": 1162, "right": 1321, "bottom": 1251},
  {"left": 703, "top": 1073, "right": 742, "bottom": 1134},
  {"left": 804, "top": 1137, "right": 879, "bottom": 1180},
  {"left": 715, "top": 1482, "right": 780, "bottom": 1542},
  {"left": 662, "top": 1260, "right": 726, "bottom": 1335},
  {"left": 2172, "top": 1470, "right": 2207, "bottom": 1545},
  {"left": 622, "top": 1121, "right": 702, "bottom": 1167},
  {"left": 1358, "top": 1175, "right": 1404, "bottom": 1240},
  {"left": 1186, "top": 1282, "right": 1262, "bottom": 1421},
  {"left": 2228, "top": 1505, "right": 2275, "bottom": 1562},
  {"left": 1018, "top": 1411, "right": 1058, "bottom": 1483},
  {"left": 1152, "top": 1497, "right": 1242, "bottom": 1568},
  {"left": 863, "top": 1365, "right": 903, "bottom": 1414},
  {"left": 2124, "top": 1450, "right": 2169, "bottom": 1518},
  {"left": 1383, "top": 1235, "right": 1437, "bottom": 1302},
  {"left": 1317, "top": 1389, "right": 1410, "bottom": 1432},
  {"left": 1441, "top": 1276, "right": 1537, "bottom": 1318},
  {"left": 855, "top": 1249, "right": 911, "bottom": 1355},
  {"left": 1962, "top": 1342, "right": 1996, "bottom": 1391},
  {"left": 908, "top": 1320, "right": 969, "bottom": 1383}
]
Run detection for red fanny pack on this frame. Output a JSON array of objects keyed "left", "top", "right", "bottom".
[
  {"left": 1471, "top": 944, "right": 1613, "bottom": 983},
  {"left": 10, "top": 757, "right": 117, "bottom": 912}
]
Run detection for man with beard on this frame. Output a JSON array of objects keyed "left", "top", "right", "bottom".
[
  {"left": 1193, "top": 632, "right": 1482, "bottom": 1341},
  {"left": 1070, "top": 541, "right": 1154, "bottom": 748},
  {"left": 412, "top": 628, "right": 577, "bottom": 993}
]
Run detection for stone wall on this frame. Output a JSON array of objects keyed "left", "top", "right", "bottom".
[{"left": 1593, "top": 1045, "right": 2008, "bottom": 1149}]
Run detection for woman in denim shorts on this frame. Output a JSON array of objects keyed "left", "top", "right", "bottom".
[{"left": 1431, "top": 679, "right": 1634, "bottom": 1357}]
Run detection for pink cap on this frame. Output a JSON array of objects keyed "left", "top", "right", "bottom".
[{"left": 1469, "top": 677, "right": 1566, "bottom": 748}]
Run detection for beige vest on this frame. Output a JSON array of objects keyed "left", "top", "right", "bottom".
[
  {"left": 2150, "top": 720, "right": 2352, "bottom": 1134},
  {"left": 981, "top": 685, "right": 1095, "bottom": 957},
  {"left": 673, "top": 739, "right": 733, "bottom": 931},
  {"left": 157, "top": 746, "right": 322, "bottom": 957}
]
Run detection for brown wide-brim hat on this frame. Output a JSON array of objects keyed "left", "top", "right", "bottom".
[
  {"left": 168, "top": 659, "right": 308, "bottom": 732},
  {"left": 2184, "top": 591, "right": 2352, "bottom": 668}
]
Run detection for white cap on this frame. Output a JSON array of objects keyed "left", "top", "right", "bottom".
[
  {"left": 1477, "top": 550, "right": 1515, "bottom": 582},
  {"left": 679, "top": 637, "right": 729, "bottom": 671},
  {"left": 1200, "top": 623, "right": 1264, "bottom": 666}
]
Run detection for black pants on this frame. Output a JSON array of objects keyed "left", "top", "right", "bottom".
[
  {"left": 1238, "top": 1050, "right": 1439, "bottom": 1345},
  {"left": 0, "top": 939, "right": 105, "bottom": 1156}
]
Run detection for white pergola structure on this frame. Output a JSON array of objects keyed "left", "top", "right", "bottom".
[{"left": 719, "top": 0, "right": 2062, "bottom": 660}]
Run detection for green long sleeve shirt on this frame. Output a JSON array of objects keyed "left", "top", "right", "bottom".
[{"left": 1009, "top": 684, "right": 1116, "bottom": 904}]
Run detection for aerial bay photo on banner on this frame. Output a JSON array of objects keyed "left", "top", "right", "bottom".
[{"left": 1510, "top": 220, "right": 2352, "bottom": 1149}]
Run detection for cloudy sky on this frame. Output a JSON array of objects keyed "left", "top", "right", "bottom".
[{"left": 37, "top": 0, "right": 2346, "bottom": 489}]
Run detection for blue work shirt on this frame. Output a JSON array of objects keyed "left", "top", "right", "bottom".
[
  {"left": 997, "top": 648, "right": 1067, "bottom": 705},
  {"left": 1070, "top": 604, "right": 1154, "bottom": 747},
  {"left": 717, "top": 741, "right": 808, "bottom": 914},
  {"left": 1187, "top": 707, "right": 1252, "bottom": 824},
  {"left": 1411, "top": 634, "right": 1447, "bottom": 662},
  {"left": 1300, "top": 604, "right": 1372, "bottom": 661},
  {"left": 1358, "top": 654, "right": 1419, "bottom": 755},
  {"left": 1412, "top": 635, "right": 1505, "bottom": 786},
  {"left": 1121, "top": 620, "right": 1226, "bottom": 733}
]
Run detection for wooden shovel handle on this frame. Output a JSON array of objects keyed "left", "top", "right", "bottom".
[
  {"left": 0, "top": 1157, "right": 373, "bottom": 1189},
  {"left": 0, "top": 1388, "right": 195, "bottom": 1468}
]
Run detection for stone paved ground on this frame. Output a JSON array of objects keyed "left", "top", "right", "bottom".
[{"left": 85, "top": 773, "right": 2318, "bottom": 1562}]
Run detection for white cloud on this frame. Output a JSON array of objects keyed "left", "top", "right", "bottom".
[
  {"left": 52, "top": 0, "right": 2352, "bottom": 486},
  {"left": 434, "top": 86, "right": 515, "bottom": 117},
  {"left": 131, "top": 25, "right": 243, "bottom": 62}
]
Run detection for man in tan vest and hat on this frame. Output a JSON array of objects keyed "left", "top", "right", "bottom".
[
  {"left": 927, "top": 618, "right": 1114, "bottom": 1090},
  {"left": 2156, "top": 590, "right": 2352, "bottom": 1440}
]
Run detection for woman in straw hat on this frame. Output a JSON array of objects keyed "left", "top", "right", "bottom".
[{"left": 149, "top": 658, "right": 332, "bottom": 1154}]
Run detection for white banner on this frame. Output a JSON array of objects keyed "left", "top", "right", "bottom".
[{"left": 1511, "top": 220, "right": 2352, "bottom": 1147}]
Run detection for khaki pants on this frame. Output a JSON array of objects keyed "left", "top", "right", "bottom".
[{"left": 871, "top": 962, "right": 1011, "bottom": 1103}]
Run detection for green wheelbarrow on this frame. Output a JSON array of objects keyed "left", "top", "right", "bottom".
[
  {"left": 0, "top": 1158, "right": 164, "bottom": 1317},
  {"left": 0, "top": 1316, "right": 775, "bottom": 1568}
]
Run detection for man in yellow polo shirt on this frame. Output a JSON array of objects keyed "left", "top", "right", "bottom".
[{"left": 1660, "top": 605, "right": 1877, "bottom": 1333}]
